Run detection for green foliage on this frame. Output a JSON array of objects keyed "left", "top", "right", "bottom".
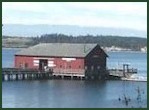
[
  {"left": 32, "top": 34, "right": 147, "bottom": 51},
  {"left": 2, "top": 34, "right": 147, "bottom": 51}
]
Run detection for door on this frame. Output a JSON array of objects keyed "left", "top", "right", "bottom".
[{"left": 39, "top": 59, "right": 48, "bottom": 71}]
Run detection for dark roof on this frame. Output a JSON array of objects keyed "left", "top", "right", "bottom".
[{"left": 15, "top": 43, "right": 107, "bottom": 57}]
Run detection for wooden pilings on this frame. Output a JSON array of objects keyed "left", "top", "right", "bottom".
[
  {"left": 2, "top": 68, "right": 100, "bottom": 81},
  {"left": 52, "top": 73, "right": 85, "bottom": 80},
  {"left": 2, "top": 73, "right": 86, "bottom": 81},
  {"left": 2, "top": 73, "right": 52, "bottom": 81},
  {"left": 2, "top": 68, "right": 54, "bottom": 81}
]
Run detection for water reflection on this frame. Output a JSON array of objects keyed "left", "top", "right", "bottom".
[{"left": 2, "top": 80, "right": 147, "bottom": 108}]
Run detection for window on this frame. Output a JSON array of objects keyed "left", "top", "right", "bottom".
[
  {"left": 93, "top": 55, "right": 99, "bottom": 58},
  {"left": 60, "top": 65, "right": 62, "bottom": 68},
  {"left": 25, "top": 63, "right": 28, "bottom": 68},
  {"left": 97, "top": 66, "right": 100, "bottom": 70},
  {"left": 69, "top": 66, "right": 71, "bottom": 68},
  {"left": 79, "top": 65, "right": 81, "bottom": 69}
]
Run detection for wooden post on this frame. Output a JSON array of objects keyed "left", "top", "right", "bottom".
[
  {"left": 17, "top": 74, "right": 20, "bottom": 80},
  {"left": 22, "top": 74, "right": 25, "bottom": 80},
  {"left": 126, "top": 64, "right": 129, "bottom": 73},
  {"left": 4, "top": 74, "right": 7, "bottom": 81},
  {"left": 43, "top": 73, "right": 45, "bottom": 79},
  {"left": 20, "top": 74, "right": 22, "bottom": 80},
  {"left": 32, "top": 74, "right": 34, "bottom": 79},
  {"left": 35, "top": 74, "right": 38, "bottom": 80},
  {"left": 123, "top": 64, "right": 126, "bottom": 77},
  {"left": 91, "top": 76, "right": 94, "bottom": 80},
  {"left": 46, "top": 73, "right": 49, "bottom": 79},
  {"left": 16, "top": 74, "right": 18, "bottom": 80},
  {"left": 2, "top": 74, "right": 4, "bottom": 81},
  {"left": 98, "top": 76, "right": 101, "bottom": 80},
  {"left": 61, "top": 75, "right": 64, "bottom": 79},
  {"left": 39, "top": 73, "right": 42, "bottom": 79},
  {"left": 8, "top": 74, "right": 10, "bottom": 81},
  {"left": 25, "top": 74, "right": 27, "bottom": 80},
  {"left": 85, "top": 76, "right": 88, "bottom": 80},
  {"left": 38, "top": 73, "right": 40, "bottom": 79},
  {"left": 12, "top": 74, "right": 16, "bottom": 80},
  {"left": 10, "top": 74, "right": 12, "bottom": 80},
  {"left": 71, "top": 75, "right": 73, "bottom": 80}
]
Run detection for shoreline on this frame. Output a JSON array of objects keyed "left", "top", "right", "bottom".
[
  {"left": 2, "top": 47, "right": 26, "bottom": 50},
  {"left": 2, "top": 47, "right": 147, "bottom": 53},
  {"left": 106, "top": 50, "right": 147, "bottom": 53}
]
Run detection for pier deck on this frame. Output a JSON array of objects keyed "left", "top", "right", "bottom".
[
  {"left": 108, "top": 68, "right": 137, "bottom": 78},
  {"left": 2, "top": 67, "right": 137, "bottom": 81},
  {"left": 2, "top": 68, "right": 52, "bottom": 81},
  {"left": 2, "top": 68, "right": 85, "bottom": 81}
]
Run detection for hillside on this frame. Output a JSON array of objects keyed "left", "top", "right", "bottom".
[
  {"left": 2, "top": 34, "right": 147, "bottom": 51},
  {"left": 2, "top": 24, "right": 147, "bottom": 38},
  {"left": 2, "top": 36, "right": 33, "bottom": 48}
]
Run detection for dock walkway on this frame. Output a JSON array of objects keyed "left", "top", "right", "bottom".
[
  {"left": 2, "top": 67, "right": 137, "bottom": 81},
  {"left": 2, "top": 68, "right": 52, "bottom": 81},
  {"left": 108, "top": 68, "right": 137, "bottom": 78}
]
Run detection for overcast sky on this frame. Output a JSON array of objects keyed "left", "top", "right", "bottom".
[{"left": 2, "top": 2, "right": 147, "bottom": 32}]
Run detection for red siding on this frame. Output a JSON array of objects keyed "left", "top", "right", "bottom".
[
  {"left": 15, "top": 56, "right": 36, "bottom": 69},
  {"left": 54, "top": 58, "right": 84, "bottom": 69},
  {"left": 15, "top": 56, "right": 85, "bottom": 73}
]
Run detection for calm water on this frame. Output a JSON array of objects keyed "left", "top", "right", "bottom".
[{"left": 2, "top": 48, "right": 147, "bottom": 108}]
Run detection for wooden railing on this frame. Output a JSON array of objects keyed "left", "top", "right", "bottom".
[
  {"left": 108, "top": 68, "right": 137, "bottom": 78},
  {"left": 2, "top": 68, "right": 50, "bottom": 74},
  {"left": 53, "top": 68, "right": 85, "bottom": 74}
]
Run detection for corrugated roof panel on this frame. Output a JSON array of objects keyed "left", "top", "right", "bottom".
[{"left": 15, "top": 43, "right": 98, "bottom": 57}]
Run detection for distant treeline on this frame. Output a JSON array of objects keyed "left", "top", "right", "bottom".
[
  {"left": 3, "top": 34, "right": 147, "bottom": 50},
  {"left": 32, "top": 34, "right": 146, "bottom": 51}
]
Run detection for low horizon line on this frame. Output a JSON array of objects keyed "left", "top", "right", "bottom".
[
  {"left": 2, "top": 34, "right": 147, "bottom": 39},
  {"left": 2, "top": 23, "right": 147, "bottom": 32}
]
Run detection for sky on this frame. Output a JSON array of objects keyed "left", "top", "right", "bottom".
[{"left": 2, "top": 2, "right": 147, "bottom": 32}]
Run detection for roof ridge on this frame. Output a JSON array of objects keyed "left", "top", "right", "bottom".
[{"left": 15, "top": 43, "right": 102, "bottom": 57}]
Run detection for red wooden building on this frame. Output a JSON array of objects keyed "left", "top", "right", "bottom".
[{"left": 15, "top": 43, "right": 108, "bottom": 79}]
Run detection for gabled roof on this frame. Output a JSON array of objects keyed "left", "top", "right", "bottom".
[{"left": 15, "top": 43, "right": 107, "bottom": 57}]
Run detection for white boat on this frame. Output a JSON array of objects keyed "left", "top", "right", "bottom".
[{"left": 121, "top": 75, "right": 147, "bottom": 82}]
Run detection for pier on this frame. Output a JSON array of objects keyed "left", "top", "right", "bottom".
[
  {"left": 108, "top": 68, "right": 137, "bottom": 79},
  {"left": 2, "top": 64, "right": 137, "bottom": 81},
  {"left": 2, "top": 68, "right": 52, "bottom": 81},
  {"left": 53, "top": 73, "right": 85, "bottom": 80},
  {"left": 108, "top": 64, "right": 137, "bottom": 79},
  {"left": 2, "top": 68, "right": 86, "bottom": 81}
]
